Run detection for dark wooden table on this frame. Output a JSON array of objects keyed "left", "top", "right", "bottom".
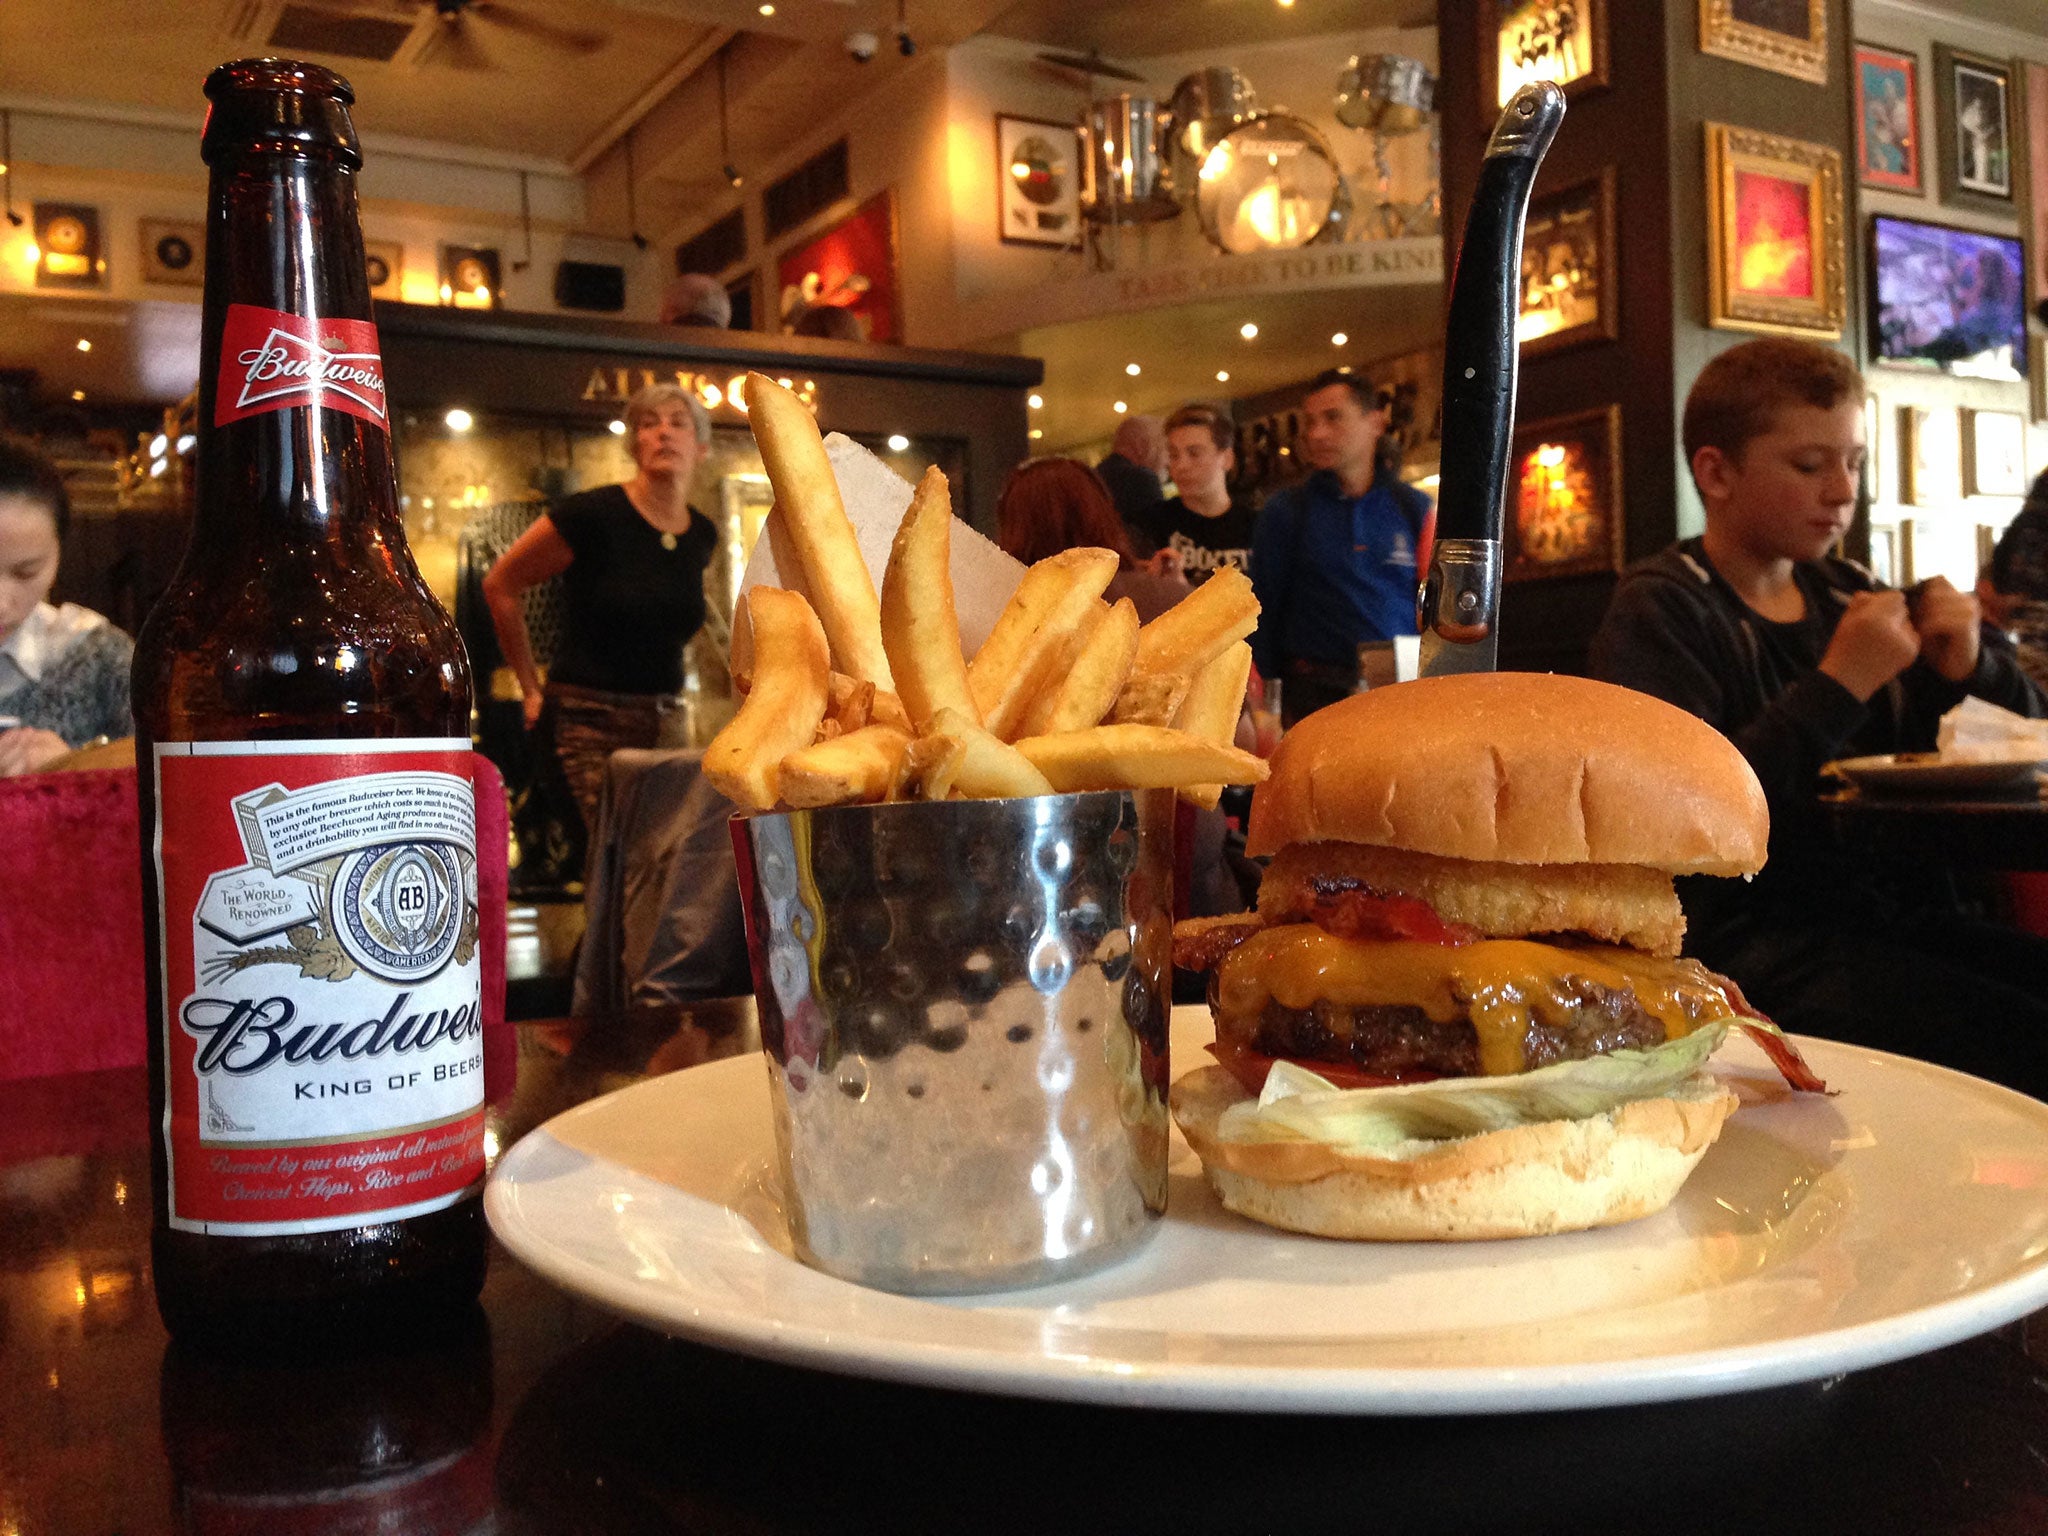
[
  {"left": 6, "top": 1007, "right": 2047, "bottom": 1536},
  {"left": 1824, "top": 784, "right": 2048, "bottom": 872}
]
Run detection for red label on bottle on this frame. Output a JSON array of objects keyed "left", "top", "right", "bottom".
[
  {"left": 152, "top": 739, "right": 484, "bottom": 1235},
  {"left": 214, "top": 303, "right": 387, "bottom": 430}
]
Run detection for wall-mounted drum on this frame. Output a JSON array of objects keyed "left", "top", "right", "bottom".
[
  {"left": 1083, "top": 95, "right": 1181, "bottom": 223},
  {"left": 1194, "top": 113, "right": 1342, "bottom": 254},
  {"left": 1335, "top": 53, "right": 1437, "bottom": 135},
  {"left": 1166, "top": 67, "right": 1259, "bottom": 159}
]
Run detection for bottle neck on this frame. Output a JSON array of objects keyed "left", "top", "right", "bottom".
[{"left": 193, "top": 154, "right": 393, "bottom": 547}]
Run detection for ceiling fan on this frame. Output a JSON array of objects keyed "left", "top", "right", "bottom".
[{"left": 390, "top": 0, "right": 608, "bottom": 71}]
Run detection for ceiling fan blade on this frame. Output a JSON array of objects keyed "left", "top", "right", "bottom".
[
  {"left": 420, "top": 13, "right": 493, "bottom": 71},
  {"left": 472, "top": 1, "right": 606, "bottom": 54}
]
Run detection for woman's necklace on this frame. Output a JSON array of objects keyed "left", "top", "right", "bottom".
[{"left": 629, "top": 478, "right": 686, "bottom": 550}]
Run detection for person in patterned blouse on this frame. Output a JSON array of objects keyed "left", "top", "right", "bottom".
[{"left": 0, "top": 435, "right": 132, "bottom": 775}]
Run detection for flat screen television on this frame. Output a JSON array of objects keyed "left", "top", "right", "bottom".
[{"left": 1870, "top": 214, "right": 2027, "bottom": 381}]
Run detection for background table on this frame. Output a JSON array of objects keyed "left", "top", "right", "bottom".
[
  {"left": 5, "top": 1008, "right": 2046, "bottom": 1535},
  {"left": 1823, "top": 786, "right": 2048, "bottom": 872}
]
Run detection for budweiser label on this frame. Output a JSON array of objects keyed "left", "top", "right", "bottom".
[
  {"left": 152, "top": 739, "right": 484, "bottom": 1235},
  {"left": 214, "top": 303, "right": 387, "bottom": 429}
]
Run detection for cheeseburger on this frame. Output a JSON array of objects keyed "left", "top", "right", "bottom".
[{"left": 1170, "top": 672, "right": 1825, "bottom": 1241}]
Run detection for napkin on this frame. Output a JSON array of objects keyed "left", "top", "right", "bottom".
[
  {"left": 1934, "top": 696, "right": 2048, "bottom": 763},
  {"left": 727, "top": 432, "right": 1026, "bottom": 684}
]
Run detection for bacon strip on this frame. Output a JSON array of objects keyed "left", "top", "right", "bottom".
[
  {"left": 1306, "top": 883, "right": 1479, "bottom": 947},
  {"left": 1713, "top": 974, "right": 1831, "bottom": 1094},
  {"left": 1171, "top": 915, "right": 1268, "bottom": 973}
]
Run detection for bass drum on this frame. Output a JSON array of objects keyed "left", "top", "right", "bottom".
[{"left": 1195, "top": 113, "right": 1343, "bottom": 254}]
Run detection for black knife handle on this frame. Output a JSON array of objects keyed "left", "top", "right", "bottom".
[{"left": 1434, "top": 82, "right": 1565, "bottom": 547}]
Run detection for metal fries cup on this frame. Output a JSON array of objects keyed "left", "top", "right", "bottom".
[{"left": 733, "top": 789, "right": 1174, "bottom": 1294}]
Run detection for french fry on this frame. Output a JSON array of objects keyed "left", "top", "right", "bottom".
[
  {"left": 1011, "top": 723, "right": 1270, "bottom": 794},
  {"left": 1110, "top": 670, "right": 1190, "bottom": 726},
  {"left": 880, "top": 466, "right": 978, "bottom": 729},
  {"left": 746, "top": 372, "right": 894, "bottom": 689},
  {"left": 1014, "top": 597, "right": 1138, "bottom": 737},
  {"left": 927, "top": 707, "right": 1056, "bottom": 799},
  {"left": 898, "top": 732, "right": 968, "bottom": 801},
  {"left": 1130, "top": 566, "right": 1259, "bottom": 680},
  {"left": 780, "top": 723, "right": 911, "bottom": 808},
  {"left": 967, "top": 548, "right": 1120, "bottom": 740},
  {"left": 1174, "top": 641, "right": 1254, "bottom": 810},
  {"left": 869, "top": 688, "right": 912, "bottom": 733},
  {"left": 703, "top": 587, "right": 832, "bottom": 811},
  {"left": 826, "top": 673, "right": 875, "bottom": 733}
]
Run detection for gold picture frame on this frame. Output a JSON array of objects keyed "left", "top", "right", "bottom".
[
  {"left": 1699, "top": 0, "right": 1828, "bottom": 86},
  {"left": 1705, "top": 122, "right": 1845, "bottom": 338}
]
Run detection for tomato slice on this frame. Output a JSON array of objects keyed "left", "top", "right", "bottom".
[
  {"left": 1207, "top": 1037, "right": 1439, "bottom": 1096},
  {"left": 1306, "top": 885, "right": 1478, "bottom": 947}
]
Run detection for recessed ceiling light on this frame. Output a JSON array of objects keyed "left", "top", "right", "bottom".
[
  {"left": 75, "top": 338, "right": 91, "bottom": 352},
  {"left": 1331, "top": 331, "right": 1348, "bottom": 346},
  {"left": 1125, "top": 362, "right": 1141, "bottom": 376},
  {"left": 1029, "top": 428, "right": 1043, "bottom": 440},
  {"left": 758, "top": 2, "right": 774, "bottom": 12},
  {"left": 886, "top": 433, "right": 910, "bottom": 452},
  {"left": 445, "top": 408, "right": 474, "bottom": 432},
  {"left": 1028, "top": 393, "right": 1043, "bottom": 409},
  {"left": 70, "top": 389, "right": 84, "bottom": 401},
  {"left": 1113, "top": 400, "right": 1128, "bottom": 414},
  {"left": 1215, "top": 370, "right": 1230, "bottom": 383},
  {"left": 608, "top": 419, "right": 626, "bottom": 435},
  {"left": 1239, "top": 322, "right": 1258, "bottom": 340}
]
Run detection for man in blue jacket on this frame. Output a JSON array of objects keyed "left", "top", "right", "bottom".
[{"left": 1249, "top": 368, "right": 1434, "bottom": 726}]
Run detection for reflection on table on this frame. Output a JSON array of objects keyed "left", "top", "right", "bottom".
[{"left": 2, "top": 1009, "right": 2045, "bottom": 1535}]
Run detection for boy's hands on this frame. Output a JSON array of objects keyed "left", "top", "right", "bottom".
[
  {"left": 1820, "top": 590, "right": 1919, "bottom": 701},
  {"left": 1905, "top": 576, "right": 1982, "bottom": 683}
]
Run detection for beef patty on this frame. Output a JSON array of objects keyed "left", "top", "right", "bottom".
[{"left": 1218, "top": 974, "right": 1670, "bottom": 1081}]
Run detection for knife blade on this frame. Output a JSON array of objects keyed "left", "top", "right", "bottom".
[{"left": 1418, "top": 81, "right": 1565, "bottom": 679}]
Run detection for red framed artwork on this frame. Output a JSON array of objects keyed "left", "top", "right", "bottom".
[
  {"left": 775, "top": 189, "right": 900, "bottom": 344},
  {"left": 1854, "top": 43, "right": 1922, "bottom": 194},
  {"left": 1706, "top": 122, "right": 1845, "bottom": 338},
  {"left": 1505, "top": 405, "right": 1624, "bottom": 582}
]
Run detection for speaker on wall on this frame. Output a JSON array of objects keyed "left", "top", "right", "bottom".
[{"left": 554, "top": 260, "right": 626, "bottom": 312}]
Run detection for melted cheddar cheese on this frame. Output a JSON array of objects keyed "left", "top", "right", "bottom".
[{"left": 1215, "top": 925, "right": 1735, "bottom": 1077}]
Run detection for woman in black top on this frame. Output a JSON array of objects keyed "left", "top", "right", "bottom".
[{"left": 483, "top": 383, "right": 719, "bottom": 836}]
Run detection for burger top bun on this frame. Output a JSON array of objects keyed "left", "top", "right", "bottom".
[{"left": 1246, "top": 673, "right": 1767, "bottom": 876}]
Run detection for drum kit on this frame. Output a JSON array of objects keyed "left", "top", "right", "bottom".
[{"left": 1068, "top": 55, "right": 1440, "bottom": 254}]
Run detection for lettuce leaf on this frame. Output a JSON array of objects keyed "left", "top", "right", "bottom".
[{"left": 1215, "top": 1025, "right": 1730, "bottom": 1155}]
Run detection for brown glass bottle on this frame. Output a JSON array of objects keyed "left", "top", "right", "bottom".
[{"left": 135, "top": 58, "right": 487, "bottom": 1349}]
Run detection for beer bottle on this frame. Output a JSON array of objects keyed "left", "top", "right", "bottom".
[{"left": 135, "top": 58, "right": 488, "bottom": 1347}]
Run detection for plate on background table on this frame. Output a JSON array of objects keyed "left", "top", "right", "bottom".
[
  {"left": 486, "top": 1008, "right": 2048, "bottom": 1415},
  {"left": 1827, "top": 752, "right": 2048, "bottom": 796}
]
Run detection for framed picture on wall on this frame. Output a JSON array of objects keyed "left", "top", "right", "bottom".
[
  {"left": 139, "top": 218, "right": 204, "bottom": 287},
  {"left": 1899, "top": 403, "right": 1961, "bottom": 507},
  {"left": 1517, "top": 168, "right": 1617, "bottom": 357},
  {"left": 1485, "top": 0, "right": 1608, "bottom": 115},
  {"left": 364, "top": 240, "right": 404, "bottom": 300},
  {"left": 1934, "top": 44, "right": 2013, "bottom": 211},
  {"left": 2020, "top": 62, "right": 2048, "bottom": 314},
  {"left": 1698, "top": 0, "right": 1828, "bottom": 87},
  {"left": 1505, "top": 404, "right": 1624, "bottom": 582},
  {"left": 1705, "top": 122, "right": 1846, "bottom": 337},
  {"left": 1866, "top": 522, "right": 1899, "bottom": 585},
  {"left": 2032, "top": 335, "right": 2048, "bottom": 425},
  {"left": 1961, "top": 407, "right": 2028, "bottom": 497},
  {"left": 1853, "top": 44, "right": 1922, "bottom": 193},
  {"left": 997, "top": 115, "right": 1082, "bottom": 249},
  {"left": 777, "top": 189, "right": 901, "bottom": 342},
  {"left": 1863, "top": 392, "right": 1884, "bottom": 502}
]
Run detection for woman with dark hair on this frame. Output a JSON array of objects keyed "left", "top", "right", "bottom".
[
  {"left": 0, "top": 435, "right": 132, "bottom": 775},
  {"left": 994, "top": 457, "right": 1188, "bottom": 622}
]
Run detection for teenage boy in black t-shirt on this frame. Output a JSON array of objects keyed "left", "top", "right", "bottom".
[
  {"left": 1589, "top": 337, "right": 2048, "bottom": 1100},
  {"left": 1138, "top": 403, "right": 1258, "bottom": 584}
]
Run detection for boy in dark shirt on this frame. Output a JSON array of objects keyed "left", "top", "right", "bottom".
[
  {"left": 1590, "top": 338, "right": 2048, "bottom": 1100},
  {"left": 1138, "top": 403, "right": 1258, "bottom": 584}
]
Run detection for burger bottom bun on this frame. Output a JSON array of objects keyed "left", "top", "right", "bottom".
[{"left": 1169, "top": 1065, "right": 1739, "bottom": 1242}]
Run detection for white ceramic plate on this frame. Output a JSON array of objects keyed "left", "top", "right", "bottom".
[
  {"left": 486, "top": 1008, "right": 2048, "bottom": 1415},
  {"left": 1828, "top": 752, "right": 2048, "bottom": 796}
]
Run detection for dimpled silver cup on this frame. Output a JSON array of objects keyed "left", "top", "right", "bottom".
[{"left": 735, "top": 789, "right": 1173, "bottom": 1294}]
